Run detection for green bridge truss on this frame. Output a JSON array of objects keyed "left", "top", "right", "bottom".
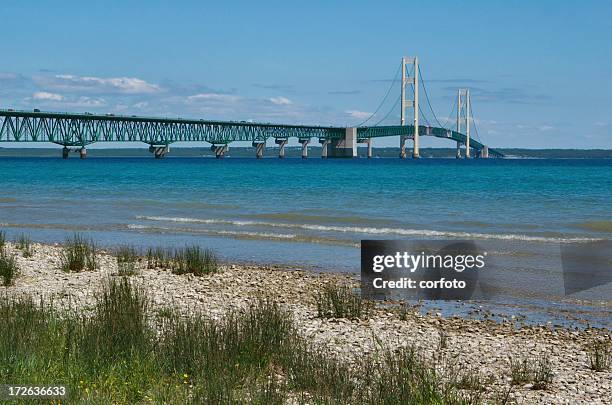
[{"left": 0, "top": 109, "right": 503, "bottom": 157}]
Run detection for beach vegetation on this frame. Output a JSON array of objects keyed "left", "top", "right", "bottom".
[
  {"left": 146, "top": 246, "right": 172, "bottom": 270},
  {"left": 509, "top": 354, "right": 553, "bottom": 390},
  {"left": 16, "top": 234, "right": 33, "bottom": 258},
  {"left": 0, "top": 277, "right": 495, "bottom": 404},
  {"left": 116, "top": 245, "right": 139, "bottom": 276},
  {"left": 0, "top": 250, "right": 19, "bottom": 286},
  {"left": 587, "top": 340, "right": 611, "bottom": 372},
  {"left": 0, "top": 230, "right": 5, "bottom": 249},
  {"left": 60, "top": 233, "right": 97, "bottom": 272},
  {"left": 316, "top": 283, "right": 369, "bottom": 320},
  {"left": 171, "top": 245, "right": 219, "bottom": 276}
]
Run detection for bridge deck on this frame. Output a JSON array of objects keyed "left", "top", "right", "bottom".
[{"left": 0, "top": 109, "right": 503, "bottom": 157}]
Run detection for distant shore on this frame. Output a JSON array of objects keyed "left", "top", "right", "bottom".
[{"left": 2, "top": 241, "right": 610, "bottom": 403}]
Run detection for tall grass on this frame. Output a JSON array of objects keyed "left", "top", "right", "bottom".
[
  {"left": 510, "top": 355, "right": 553, "bottom": 390},
  {"left": 116, "top": 245, "right": 139, "bottom": 276},
  {"left": 171, "top": 246, "right": 218, "bottom": 276},
  {"left": 588, "top": 340, "right": 611, "bottom": 372},
  {"left": 16, "top": 234, "right": 34, "bottom": 258},
  {"left": 0, "top": 250, "right": 19, "bottom": 286},
  {"left": 0, "top": 230, "right": 5, "bottom": 249},
  {"left": 61, "top": 234, "right": 97, "bottom": 272},
  {"left": 146, "top": 245, "right": 219, "bottom": 276},
  {"left": 316, "top": 283, "right": 369, "bottom": 320},
  {"left": 0, "top": 278, "right": 491, "bottom": 403}
]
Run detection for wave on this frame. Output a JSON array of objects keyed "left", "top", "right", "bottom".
[
  {"left": 127, "top": 223, "right": 359, "bottom": 247},
  {"left": 572, "top": 220, "right": 612, "bottom": 233},
  {"left": 135, "top": 215, "right": 600, "bottom": 243}
]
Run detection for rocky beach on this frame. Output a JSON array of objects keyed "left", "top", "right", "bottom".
[{"left": 1, "top": 241, "right": 609, "bottom": 404}]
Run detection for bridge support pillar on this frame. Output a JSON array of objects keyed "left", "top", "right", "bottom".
[
  {"left": 62, "top": 146, "right": 70, "bottom": 159},
  {"left": 456, "top": 142, "right": 462, "bottom": 159},
  {"left": 399, "top": 136, "right": 408, "bottom": 159},
  {"left": 212, "top": 144, "right": 228, "bottom": 158},
  {"left": 299, "top": 138, "right": 309, "bottom": 159},
  {"left": 319, "top": 138, "right": 330, "bottom": 158},
  {"left": 275, "top": 138, "right": 288, "bottom": 158},
  {"left": 328, "top": 128, "right": 357, "bottom": 158},
  {"left": 149, "top": 145, "right": 169, "bottom": 159},
  {"left": 359, "top": 138, "right": 372, "bottom": 158},
  {"left": 253, "top": 141, "right": 265, "bottom": 159},
  {"left": 79, "top": 147, "right": 87, "bottom": 159},
  {"left": 481, "top": 145, "right": 489, "bottom": 159}
]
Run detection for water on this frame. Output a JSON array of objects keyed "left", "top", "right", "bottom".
[{"left": 1, "top": 157, "right": 610, "bottom": 327}]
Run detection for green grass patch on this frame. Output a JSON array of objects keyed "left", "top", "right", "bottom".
[
  {"left": 0, "top": 230, "right": 5, "bottom": 249},
  {"left": 61, "top": 234, "right": 97, "bottom": 272},
  {"left": 0, "top": 278, "right": 494, "bottom": 403},
  {"left": 316, "top": 283, "right": 369, "bottom": 320},
  {"left": 509, "top": 354, "right": 553, "bottom": 390},
  {"left": 16, "top": 234, "right": 34, "bottom": 258},
  {"left": 116, "top": 245, "right": 139, "bottom": 276},
  {"left": 587, "top": 340, "right": 611, "bottom": 372},
  {"left": 171, "top": 245, "right": 219, "bottom": 276},
  {"left": 0, "top": 249, "right": 19, "bottom": 286}
]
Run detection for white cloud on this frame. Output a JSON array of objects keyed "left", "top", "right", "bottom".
[
  {"left": 345, "top": 110, "right": 371, "bottom": 119},
  {"left": 32, "top": 91, "right": 63, "bottom": 101},
  {"left": 187, "top": 93, "right": 241, "bottom": 103},
  {"left": 40, "top": 74, "right": 161, "bottom": 94},
  {"left": 269, "top": 96, "right": 292, "bottom": 105},
  {"left": 537, "top": 125, "right": 555, "bottom": 132},
  {"left": 133, "top": 101, "right": 149, "bottom": 109}
]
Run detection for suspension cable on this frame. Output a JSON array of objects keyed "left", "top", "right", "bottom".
[
  {"left": 468, "top": 99, "right": 482, "bottom": 142},
  {"left": 374, "top": 94, "right": 401, "bottom": 126},
  {"left": 440, "top": 93, "right": 457, "bottom": 130},
  {"left": 357, "top": 62, "right": 402, "bottom": 126},
  {"left": 418, "top": 68, "right": 443, "bottom": 128}
]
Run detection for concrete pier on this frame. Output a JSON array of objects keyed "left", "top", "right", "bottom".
[
  {"left": 359, "top": 138, "right": 372, "bottom": 158},
  {"left": 212, "top": 144, "right": 228, "bottom": 158},
  {"left": 399, "top": 136, "right": 407, "bottom": 159},
  {"left": 275, "top": 138, "right": 288, "bottom": 158},
  {"left": 149, "top": 145, "right": 169, "bottom": 159},
  {"left": 252, "top": 141, "right": 265, "bottom": 159},
  {"left": 79, "top": 147, "right": 87, "bottom": 159},
  {"left": 319, "top": 138, "right": 330, "bottom": 158},
  {"left": 328, "top": 128, "right": 357, "bottom": 158},
  {"left": 62, "top": 146, "right": 70, "bottom": 159},
  {"left": 481, "top": 145, "right": 489, "bottom": 158},
  {"left": 456, "top": 142, "right": 462, "bottom": 159},
  {"left": 299, "top": 138, "right": 309, "bottom": 159}
]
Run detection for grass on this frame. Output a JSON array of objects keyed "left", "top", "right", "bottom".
[
  {"left": 587, "top": 340, "right": 611, "bottom": 372},
  {"left": 0, "top": 249, "right": 19, "bottom": 286},
  {"left": 146, "top": 245, "right": 219, "bottom": 276},
  {"left": 60, "top": 233, "right": 97, "bottom": 272},
  {"left": 509, "top": 354, "right": 553, "bottom": 390},
  {"left": 171, "top": 245, "right": 219, "bottom": 276},
  {"left": 116, "top": 245, "right": 139, "bottom": 276},
  {"left": 316, "top": 283, "right": 369, "bottom": 320},
  {"left": 16, "top": 234, "right": 34, "bottom": 258},
  {"left": 0, "top": 277, "right": 493, "bottom": 404},
  {"left": 0, "top": 230, "right": 5, "bottom": 249}
]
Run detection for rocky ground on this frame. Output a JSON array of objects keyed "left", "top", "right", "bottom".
[{"left": 3, "top": 242, "right": 611, "bottom": 404}]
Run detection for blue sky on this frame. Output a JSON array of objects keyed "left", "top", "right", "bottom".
[{"left": 0, "top": 1, "right": 610, "bottom": 148}]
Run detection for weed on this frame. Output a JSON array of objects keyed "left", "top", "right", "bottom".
[
  {"left": 0, "top": 250, "right": 19, "bottom": 286},
  {"left": 171, "top": 246, "right": 218, "bottom": 276},
  {"left": 316, "top": 283, "right": 368, "bottom": 320},
  {"left": 587, "top": 340, "right": 610, "bottom": 372},
  {"left": 60, "top": 234, "right": 97, "bottom": 272},
  {"left": 16, "top": 234, "right": 33, "bottom": 258},
  {"left": 510, "top": 354, "right": 553, "bottom": 390},
  {"left": 116, "top": 245, "right": 139, "bottom": 276}
]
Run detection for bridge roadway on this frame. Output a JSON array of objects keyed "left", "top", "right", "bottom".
[{"left": 0, "top": 109, "right": 503, "bottom": 158}]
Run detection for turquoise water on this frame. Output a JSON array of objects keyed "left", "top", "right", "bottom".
[{"left": 1, "top": 157, "right": 610, "bottom": 326}]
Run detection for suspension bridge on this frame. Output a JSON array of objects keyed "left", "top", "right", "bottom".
[{"left": 0, "top": 57, "right": 503, "bottom": 159}]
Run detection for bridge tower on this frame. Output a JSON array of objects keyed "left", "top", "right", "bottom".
[
  {"left": 400, "top": 56, "right": 419, "bottom": 158},
  {"left": 456, "top": 88, "right": 472, "bottom": 159}
]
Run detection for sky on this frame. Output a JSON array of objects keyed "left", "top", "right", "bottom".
[{"left": 0, "top": 0, "right": 610, "bottom": 149}]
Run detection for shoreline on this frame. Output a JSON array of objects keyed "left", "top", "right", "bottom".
[
  {"left": 1, "top": 242, "right": 612, "bottom": 403},
  {"left": 2, "top": 241, "right": 611, "bottom": 403}
]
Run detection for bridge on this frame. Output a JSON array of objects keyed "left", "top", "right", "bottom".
[{"left": 0, "top": 57, "right": 503, "bottom": 159}]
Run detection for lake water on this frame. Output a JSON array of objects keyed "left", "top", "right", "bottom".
[{"left": 1, "top": 157, "right": 610, "bottom": 327}]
